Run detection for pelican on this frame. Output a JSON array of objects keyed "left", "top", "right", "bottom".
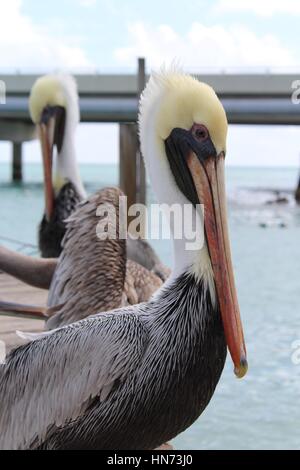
[
  {"left": 0, "top": 70, "right": 247, "bottom": 450},
  {"left": 41, "top": 187, "right": 164, "bottom": 330},
  {"left": 28, "top": 74, "right": 170, "bottom": 275},
  {"left": 0, "top": 187, "right": 164, "bottom": 329},
  {"left": 127, "top": 237, "right": 170, "bottom": 282},
  {"left": 29, "top": 74, "right": 86, "bottom": 258}
]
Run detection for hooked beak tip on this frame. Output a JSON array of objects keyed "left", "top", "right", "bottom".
[{"left": 234, "top": 356, "right": 248, "bottom": 379}]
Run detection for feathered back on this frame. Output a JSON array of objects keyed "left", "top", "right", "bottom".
[{"left": 47, "top": 187, "right": 127, "bottom": 329}]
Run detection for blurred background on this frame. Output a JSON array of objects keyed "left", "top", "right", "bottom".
[{"left": 0, "top": 0, "right": 300, "bottom": 450}]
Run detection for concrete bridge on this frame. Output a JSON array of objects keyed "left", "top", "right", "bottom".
[
  {"left": 1, "top": 71, "right": 300, "bottom": 127},
  {"left": 1, "top": 64, "right": 300, "bottom": 203}
]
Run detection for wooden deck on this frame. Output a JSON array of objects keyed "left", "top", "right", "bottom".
[{"left": 0, "top": 272, "right": 47, "bottom": 352}]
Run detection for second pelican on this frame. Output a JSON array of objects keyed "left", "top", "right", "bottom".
[{"left": 29, "top": 75, "right": 86, "bottom": 258}]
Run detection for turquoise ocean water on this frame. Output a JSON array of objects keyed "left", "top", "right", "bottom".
[{"left": 0, "top": 162, "right": 300, "bottom": 450}]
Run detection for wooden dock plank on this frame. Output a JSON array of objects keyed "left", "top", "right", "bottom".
[{"left": 0, "top": 272, "right": 47, "bottom": 352}]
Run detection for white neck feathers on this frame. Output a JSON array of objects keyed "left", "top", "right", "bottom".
[
  {"left": 53, "top": 75, "right": 86, "bottom": 199},
  {"left": 139, "top": 73, "right": 216, "bottom": 302}
]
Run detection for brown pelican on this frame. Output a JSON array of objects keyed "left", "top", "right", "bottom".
[
  {"left": 43, "top": 187, "right": 164, "bottom": 330},
  {"left": 29, "top": 75, "right": 86, "bottom": 258},
  {"left": 0, "top": 70, "right": 247, "bottom": 450},
  {"left": 0, "top": 187, "right": 164, "bottom": 328},
  {"left": 28, "top": 74, "right": 170, "bottom": 275},
  {"left": 127, "top": 237, "right": 170, "bottom": 282}
]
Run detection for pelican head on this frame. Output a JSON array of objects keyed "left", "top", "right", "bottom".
[
  {"left": 29, "top": 75, "right": 82, "bottom": 221},
  {"left": 139, "top": 68, "right": 247, "bottom": 378}
]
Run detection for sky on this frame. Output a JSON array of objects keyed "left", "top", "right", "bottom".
[{"left": 1, "top": 0, "right": 300, "bottom": 167}]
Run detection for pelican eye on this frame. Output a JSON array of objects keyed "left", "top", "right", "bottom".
[{"left": 191, "top": 124, "right": 209, "bottom": 143}]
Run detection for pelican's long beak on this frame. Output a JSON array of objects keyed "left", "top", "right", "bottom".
[
  {"left": 187, "top": 152, "right": 247, "bottom": 378},
  {"left": 38, "top": 106, "right": 66, "bottom": 221},
  {"left": 0, "top": 300, "right": 48, "bottom": 320}
]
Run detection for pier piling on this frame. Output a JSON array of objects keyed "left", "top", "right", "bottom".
[
  {"left": 119, "top": 58, "right": 147, "bottom": 232},
  {"left": 12, "top": 142, "right": 23, "bottom": 182}
]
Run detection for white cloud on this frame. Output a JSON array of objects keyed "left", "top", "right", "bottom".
[
  {"left": 0, "top": 0, "right": 92, "bottom": 70},
  {"left": 114, "top": 22, "right": 297, "bottom": 70},
  {"left": 215, "top": 0, "right": 300, "bottom": 17}
]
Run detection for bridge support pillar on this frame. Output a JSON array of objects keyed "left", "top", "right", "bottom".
[
  {"left": 119, "top": 58, "right": 147, "bottom": 235},
  {"left": 12, "top": 142, "right": 23, "bottom": 182},
  {"left": 119, "top": 123, "right": 138, "bottom": 219}
]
